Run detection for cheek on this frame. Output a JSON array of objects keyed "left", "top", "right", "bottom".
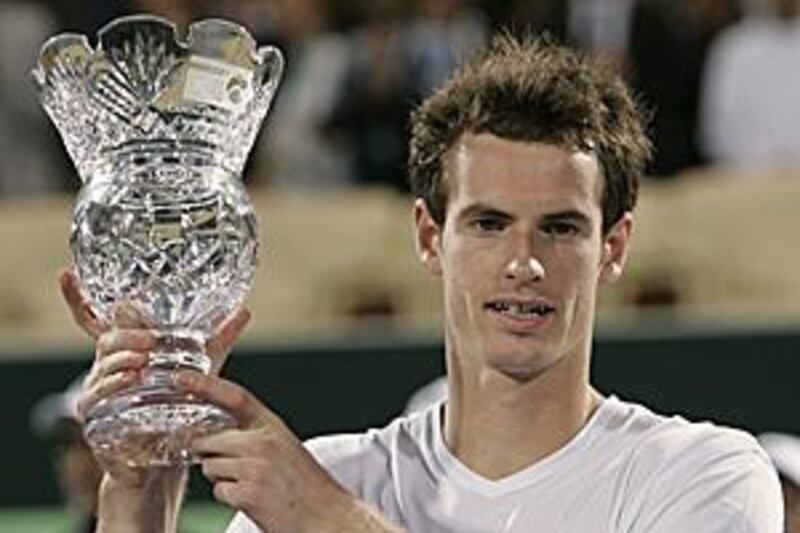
[
  {"left": 441, "top": 241, "right": 496, "bottom": 318},
  {"left": 550, "top": 246, "right": 602, "bottom": 312},
  {"left": 550, "top": 244, "right": 597, "bottom": 284}
]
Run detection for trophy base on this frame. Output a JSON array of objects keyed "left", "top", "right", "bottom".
[{"left": 84, "top": 368, "right": 236, "bottom": 467}]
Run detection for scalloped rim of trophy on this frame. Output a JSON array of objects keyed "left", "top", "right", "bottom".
[{"left": 33, "top": 14, "right": 283, "bottom": 91}]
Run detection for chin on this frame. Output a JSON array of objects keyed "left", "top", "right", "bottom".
[
  {"left": 494, "top": 365, "right": 542, "bottom": 383},
  {"left": 487, "top": 349, "right": 558, "bottom": 383}
]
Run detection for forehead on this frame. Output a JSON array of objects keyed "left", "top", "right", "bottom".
[{"left": 444, "top": 133, "right": 603, "bottom": 213}]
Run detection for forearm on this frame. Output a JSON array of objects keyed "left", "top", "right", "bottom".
[
  {"left": 334, "top": 500, "right": 405, "bottom": 533},
  {"left": 96, "top": 466, "right": 188, "bottom": 533},
  {"left": 307, "top": 493, "right": 405, "bottom": 533}
]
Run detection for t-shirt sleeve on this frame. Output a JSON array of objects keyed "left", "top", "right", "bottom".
[
  {"left": 225, "top": 511, "right": 260, "bottom": 533},
  {"left": 626, "top": 429, "right": 784, "bottom": 532},
  {"left": 223, "top": 433, "right": 372, "bottom": 533}
]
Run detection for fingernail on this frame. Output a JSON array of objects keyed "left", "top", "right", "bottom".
[{"left": 172, "top": 370, "right": 194, "bottom": 388}]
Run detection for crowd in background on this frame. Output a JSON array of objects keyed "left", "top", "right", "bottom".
[{"left": 1, "top": 0, "right": 799, "bottom": 198}]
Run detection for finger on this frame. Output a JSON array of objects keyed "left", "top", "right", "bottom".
[
  {"left": 191, "top": 427, "right": 276, "bottom": 457},
  {"left": 112, "top": 301, "right": 151, "bottom": 329},
  {"left": 77, "top": 371, "right": 139, "bottom": 420},
  {"left": 59, "top": 268, "right": 105, "bottom": 339},
  {"left": 174, "top": 372, "right": 276, "bottom": 428},
  {"left": 96, "top": 350, "right": 148, "bottom": 378},
  {"left": 211, "top": 480, "right": 244, "bottom": 509},
  {"left": 206, "top": 308, "right": 251, "bottom": 364},
  {"left": 96, "top": 329, "right": 157, "bottom": 358},
  {"left": 200, "top": 456, "right": 246, "bottom": 483}
]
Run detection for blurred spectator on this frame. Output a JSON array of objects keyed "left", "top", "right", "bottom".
[
  {"left": 700, "top": 0, "right": 800, "bottom": 168},
  {"left": 30, "top": 371, "right": 202, "bottom": 531},
  {"left": 0, "top": 0, "right": 65, "bottom": 197},
  {"left": 406, "top": 0, "right": 487, "bottom": 94},
  {"left": 326, "top": 0, "right": 413, "bottom": 191},
  {"left": 327, "top": 0, "right": 486, "bottom": 192},
  {"left": 30, "top": 373, "right": 102, "bottom": 533},
  {"left": 759, "top": 433, "right": 800, "bottom": 532},
  {"left": 628, "top": 0, "right": 740, "bottom": 177},
  {"left": 514, "top": 0, "right": 739, "bottom": 178},
  {"left": 255, "top": 0, "right": 353, "bottom": 189},
  {"left": 514, "top": 0, "right": 637, "bottom": 68}
]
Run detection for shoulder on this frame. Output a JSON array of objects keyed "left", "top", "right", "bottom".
[
  {"left": 609, "top": 399, "right": 783, "bottom": 532},
  {"left": 625, "top": 401, "right": 771, "bottom": 475},
  {"left": 303, "top": 405, "right": 435, "bottom": 492},
  {"left": 305, "top": 406, "right": 431, "bottom": 465}
]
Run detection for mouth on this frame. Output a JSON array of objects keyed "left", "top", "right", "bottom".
[{"left": 484, "top": 299, "right": 556, "bottom": 320}]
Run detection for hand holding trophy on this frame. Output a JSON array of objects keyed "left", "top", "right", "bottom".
[{"left": 33, "top": 15, "right": 283, "bottom": 467}]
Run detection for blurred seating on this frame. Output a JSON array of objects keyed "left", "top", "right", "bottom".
[
  {"left": 0, "top": 168, "right": 799, "bottom": 354},
  {"left": 602, "top": 167, "right": 800, "bottom": 327}
]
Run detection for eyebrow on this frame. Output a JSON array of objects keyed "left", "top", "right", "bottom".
[
  {"left": 457, "top": 203, "right": 592, "bottom": 227},
  {"left": 456, "top": 203, "right": 514, "bottom": 223},
  {"left": 540, "top": 209, "right": 592, "bottom": 227}
]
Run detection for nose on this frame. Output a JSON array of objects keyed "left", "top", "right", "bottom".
[
  {"left": 505, "top": 256, "right": 545, "bottom": 282},
  {"left": 504, "top": 228, "right": 545, "bottom": 282}
]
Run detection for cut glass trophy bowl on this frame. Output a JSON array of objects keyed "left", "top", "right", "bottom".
[{"left": 33, "top": 15, "right": 283, "bottom": 466}]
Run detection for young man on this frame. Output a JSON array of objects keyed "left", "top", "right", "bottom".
[{"left": 64, "top": 34, "right": 782, "bottom": 532}]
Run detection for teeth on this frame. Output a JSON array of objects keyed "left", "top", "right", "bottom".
[{"left": 490, "top": 302, "right": 551, "bottom": 316}]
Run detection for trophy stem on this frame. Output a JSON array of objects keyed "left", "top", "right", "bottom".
[
  {"left": 149, "top": 329, "right": 211, "bottom": 375},
  {"left": 83, "top": 330, "right": 236, "bottom": 467}
]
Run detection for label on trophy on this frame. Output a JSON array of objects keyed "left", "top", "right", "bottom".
[{"left": 183, "top": 55, "right": 254, "bottom": 113}]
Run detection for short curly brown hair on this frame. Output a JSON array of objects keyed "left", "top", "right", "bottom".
[{"left": 408, "top": 33, "right": 652, "bottom": 234}]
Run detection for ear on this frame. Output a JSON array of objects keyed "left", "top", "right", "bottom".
[
  {"left": 414, "top": 199, "right": 443, "bottom": 276},
  {"left": 599, "top": 213, "right": 633, "bottom": 284}
]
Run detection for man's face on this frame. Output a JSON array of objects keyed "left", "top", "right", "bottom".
[{"left": 415, "top": 133, "right": 632, "bottom": 381}]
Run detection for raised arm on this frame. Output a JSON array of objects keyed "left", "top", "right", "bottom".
[{"left": 60, "top": 268, "right": 250, "bottom": 532}]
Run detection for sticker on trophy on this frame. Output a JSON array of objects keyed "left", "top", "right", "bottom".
[{"left": 183, "top": 55, "right": 254, "bottom": 112}]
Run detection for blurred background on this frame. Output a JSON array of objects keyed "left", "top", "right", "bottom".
[{"left": 1, "top": 0, "right": 799, "bottom": 531}]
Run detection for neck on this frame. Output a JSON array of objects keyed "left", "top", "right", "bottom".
[{"left": 442, "top": 337, "right": 602, "bottom": 480}]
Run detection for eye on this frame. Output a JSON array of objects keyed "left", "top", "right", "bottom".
[
  {"left": 470, "top": 215, "right": 509, "bottom": 233},
  {"left": 542, "top": 221, "right": 580, "bottom": 237}
]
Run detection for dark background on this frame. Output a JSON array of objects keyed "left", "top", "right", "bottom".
[{"left": 3, "top": 325, "right": 798, "bottom": 507}]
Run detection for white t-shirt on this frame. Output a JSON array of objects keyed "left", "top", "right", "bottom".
[{"left": 227, "top": 396, "right": 783, "bottom": 532}]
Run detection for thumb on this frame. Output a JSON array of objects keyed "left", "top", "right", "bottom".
[{"left": 112, "top": 301, "right": 151, "bottom": 330}]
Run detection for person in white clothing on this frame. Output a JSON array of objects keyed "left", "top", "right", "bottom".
[
  {"left": 62, "top": 33, "right": 783, "bottom": 532},
  {"left": 700, "top": 0, "right": 800, "bottom": 168}
]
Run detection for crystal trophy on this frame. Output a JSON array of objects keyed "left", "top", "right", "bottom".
[{"left": 33, "top": 15, "right": 283, "bottom": 466}]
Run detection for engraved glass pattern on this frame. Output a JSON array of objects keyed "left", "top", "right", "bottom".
[{"left": 33, "top": 15, "right": 283, "bottom": 466}]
